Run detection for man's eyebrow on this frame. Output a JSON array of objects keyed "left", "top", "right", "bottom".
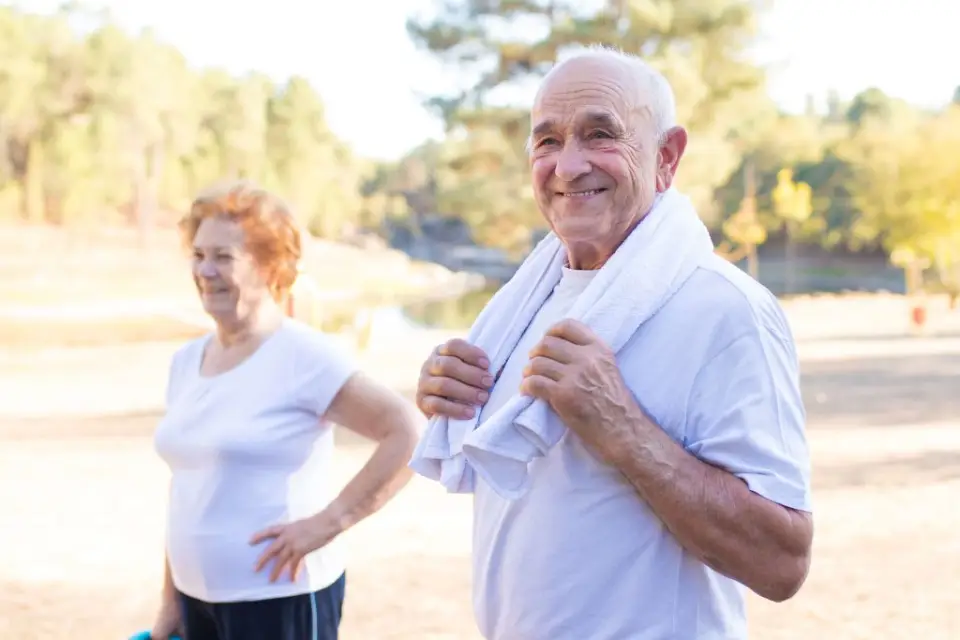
[
  {"left": 580, "top": 111, "right": 624, "bottom": 131},
  {"left": 530, "top": 111, "right": 625, "bottom": 139},
  {"left": 531, "top": 119, "right": 556, "bottom": 138}
]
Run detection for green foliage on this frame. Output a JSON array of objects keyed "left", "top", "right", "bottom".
[
  {"left": 840, "top": 104, "right": 960, "bottom": 286},
  {"left": 0, "top": 5, "right": 367, "bottom": 239},
  {"left": 2, "top": 1, "right": 958, "bottom": 294}
]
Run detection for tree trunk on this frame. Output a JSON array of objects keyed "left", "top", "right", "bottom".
[
  {"left": 746, "top": 244, "right": 759, "bottom": 279},
  {"left": 784, "top": 222, "right": 797, "bottom": 295},
  {"left": 134, "top": 143, "right": 164, "bottom": 250},
  {"left": 24, "top": 138, "right": 46, "bottom": 224}
]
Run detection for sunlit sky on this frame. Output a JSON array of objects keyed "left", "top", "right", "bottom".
[{"left": 21, "top": 0, "right": 960, "bottom": 160}]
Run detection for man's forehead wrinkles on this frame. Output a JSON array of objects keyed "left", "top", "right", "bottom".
[
  {"left": 534, "top": 81, "right": 633, "bottom": 126},
  {"left": 541, "top": 84, "right": 627, "bottom": 111}
]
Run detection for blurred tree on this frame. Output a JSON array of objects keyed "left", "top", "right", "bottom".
[
  {"left": 770, "top": 168, "right": 818, "bottom": 295},
  {"left": 0, "top": 5, "right": 364, "bottom": 242},
  {"left": 842, "top": 104, "right": 960, "bottom": 294},
  {"left": 718, "top": 158, "right": 765, "bottom": 277},
  {"left": 3, "top": 0, "right": 959, "bottom": 301}
]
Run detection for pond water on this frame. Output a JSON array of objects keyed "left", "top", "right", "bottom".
[{"left": 400, "top": 285, "right": 500, "bottom": 330}]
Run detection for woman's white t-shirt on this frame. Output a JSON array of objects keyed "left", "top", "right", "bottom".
[{"left": 154, "top": 319, "right": 356, "bottom": 603}]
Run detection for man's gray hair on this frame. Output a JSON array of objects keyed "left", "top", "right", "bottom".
[{"left": 527, "top": 44, "right": 677, "bottom": 150}]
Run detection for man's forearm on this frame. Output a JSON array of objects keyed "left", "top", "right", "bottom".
[{"left": 609, "top": 405, "right": 812, "bottom": 602}]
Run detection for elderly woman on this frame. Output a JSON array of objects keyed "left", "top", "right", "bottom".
[{"left": 149, "top": 181, "right": 420, "bottom": 640}]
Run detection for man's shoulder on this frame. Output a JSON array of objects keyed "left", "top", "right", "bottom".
[
  {"left": 676, "top": 254, "right": 793, "bottom": 343},
  {"left": 620, "top": 254, "right": 795, "bottom": 373}
]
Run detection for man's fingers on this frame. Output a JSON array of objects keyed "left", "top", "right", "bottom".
[
  {"left": 439, "top": 339, "right": 490, "bottom": 369},
  {"left": 422, "top": 374, "right": 489, "bottom": 406},
  {"left": 417, "top": 340, "right": 494, "bottom": 420},
  {"left": 430, "top": 354, "right": 493, "bottom": 389},
  {"left": 529, "top": 335, "right": 577, "bottom": 363},
  {"left": 421, "top": 395, "right": 476, "bottom": 420},
  {"left": 519, "top": 374, "right": 556, "bottom": 399},
  {"left": 524, "top": 356, "right": 564, "bottom": 381},
  {"left": 545, "top": 319, "right": 595, "bottom": 345}
]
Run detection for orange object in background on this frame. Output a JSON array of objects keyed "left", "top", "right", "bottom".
[{"left": 910, "top": 304, "right": 927, "bottom": 329}]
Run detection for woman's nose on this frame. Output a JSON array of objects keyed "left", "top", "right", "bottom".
[{"left": 196, "top": 260, "right": 219, "bottom": 278}]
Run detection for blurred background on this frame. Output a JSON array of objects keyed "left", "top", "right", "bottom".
[{"left": 0, "top": 0, "right": 958, "bottom": 638}]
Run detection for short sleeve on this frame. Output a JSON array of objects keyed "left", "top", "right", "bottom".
[
  {"left": 295, "top": 329, "right": 359, "bottom": 418},
  {"left": 684, "top": 324, "right": 812, "bottom": 512},
  {"left": 164, "top": 342, "right": 193, "bottom": 408}
]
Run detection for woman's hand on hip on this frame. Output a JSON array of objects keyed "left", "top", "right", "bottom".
[{"left": 250, "top": 510, "right": 344, "bottom": 583}]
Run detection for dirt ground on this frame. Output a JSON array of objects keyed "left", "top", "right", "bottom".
[{"left": 2, "top": 308, "right": 959, "bottom": 639}]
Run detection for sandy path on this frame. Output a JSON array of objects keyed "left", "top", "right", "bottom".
[{"left": 1, "top": 296, "right": 959, "bottom": 638}]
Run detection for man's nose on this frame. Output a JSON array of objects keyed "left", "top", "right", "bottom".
[{"left": 554, "top": 141, "right": 591, "bottom": 182}]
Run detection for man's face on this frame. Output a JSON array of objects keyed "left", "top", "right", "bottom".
[{"left": 528, "top": 56, "right": 683, "bottom": 269}]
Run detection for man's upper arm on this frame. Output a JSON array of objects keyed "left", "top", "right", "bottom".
[{"left": 684, "top": 320, "right": 812, "bottom": 513}]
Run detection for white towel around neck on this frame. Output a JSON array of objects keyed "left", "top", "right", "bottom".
[{"left": 408, "top": 188, "right": 715, "bottom": 499}]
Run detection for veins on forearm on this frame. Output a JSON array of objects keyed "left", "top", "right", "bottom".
[{"left": 606, "top": 407, "right": 797, "bottom": 592}]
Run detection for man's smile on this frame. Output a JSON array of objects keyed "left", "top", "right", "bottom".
[{"left": 557, "top": 188, "right": 608, "bottom": 198}]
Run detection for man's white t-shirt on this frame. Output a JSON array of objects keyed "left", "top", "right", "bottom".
[
  {"left": 154, "top": 319, "right": 356, "bottom": 603},
  {"left": 472, "top": 255, "right": 811, "bottom": 640}
]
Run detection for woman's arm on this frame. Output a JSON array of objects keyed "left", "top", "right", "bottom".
[
  {"left": 148, "top": 553, "right": 182, "bottom": 638},
  {"left": 321, "top": 372, "right": 421, "bottom": 532},
  {"left": 161, "top": 553, "right": 176, "bottom": 604},
  {"left": 251, "top": 371, "right": 423, "bottom": 583}
]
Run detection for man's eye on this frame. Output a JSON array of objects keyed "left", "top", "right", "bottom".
[
  {"left": 536, "top": 137, "right": 559, "bottom": 148},
  {"left": 588, "top": 130, "right": 612, "bottom": 139}
]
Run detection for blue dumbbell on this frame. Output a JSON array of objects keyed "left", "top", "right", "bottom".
[{"left": 127, "top": 631, "right": 182, "bottom": 640}]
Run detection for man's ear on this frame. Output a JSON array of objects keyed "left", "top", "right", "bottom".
[{"left": 656, "top": 126, "right": 688, "bottom": 192}]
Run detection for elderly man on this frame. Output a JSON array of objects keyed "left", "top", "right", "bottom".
[{"left": 413, "top": 47, "right": 813, "bottom": 640}]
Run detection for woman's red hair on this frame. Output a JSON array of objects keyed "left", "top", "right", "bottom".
[{"left": 179, "top": 180, "right": 302, "bottom": 302}]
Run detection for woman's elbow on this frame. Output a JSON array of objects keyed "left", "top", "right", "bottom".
[
  {"left": 332, "top": 374, "right": 422, "bottom": 449},
  {"left": 380, "top": 395, "right": 423, "bottom": 454}
]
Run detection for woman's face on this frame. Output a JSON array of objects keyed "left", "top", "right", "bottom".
[{"left": 191, "top": 217, "right": 273, "bottom": 321}]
